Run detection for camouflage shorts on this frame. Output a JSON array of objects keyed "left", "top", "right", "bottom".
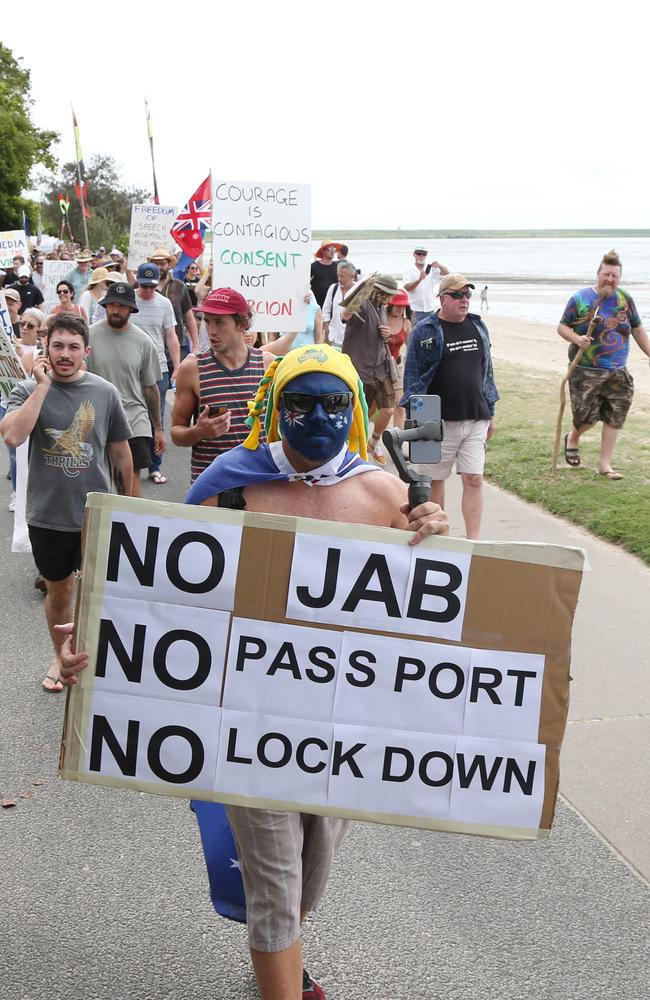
[{"left": 569, "top": 366, "right": 634, "bottom": 430}]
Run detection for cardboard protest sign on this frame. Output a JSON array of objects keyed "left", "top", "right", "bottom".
[
  {"left": 211, "top": 180, "right": 310, "bottom": 333},
  {"left": 42, "top": 260, "right": 75, "bottom": 313},
  {"left": 0, "top": 292, "right": 27, "bottom": 398},
  {"left": 127, "top": 205, "right": 178, "bottom": 270},
  {"left": 60, "top": 494, "right": 585, "bottom": 841},
  {"left": 0, "top": 230, "right": 29, "bottom": 270}
]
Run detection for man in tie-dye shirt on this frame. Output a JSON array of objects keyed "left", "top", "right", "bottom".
[{"left": 557, "top": 249, "right": 650, "bottom": 480}]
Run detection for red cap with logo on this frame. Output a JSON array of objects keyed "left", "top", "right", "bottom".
[{"left": 197, "top": 288, "right": 250, "bottom": 316}]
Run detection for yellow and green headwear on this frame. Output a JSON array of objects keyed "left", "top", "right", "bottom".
[{"left": 243, "top": 345, "right": 369, "bottom": 460}]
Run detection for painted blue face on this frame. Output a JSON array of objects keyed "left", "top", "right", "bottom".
[{"left": 279, "top": 372, "right": 353, "bottom": 463}]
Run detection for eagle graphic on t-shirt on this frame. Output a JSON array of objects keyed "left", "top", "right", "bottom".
[{"left": 44, "top": 400, "right": 95, "bottom": 462}]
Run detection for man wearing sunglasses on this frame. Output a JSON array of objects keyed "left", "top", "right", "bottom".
[
  {"left": 60, "top": 344, "right": 448, "bottom": 1000},
  {"left": 10, "top": 265, "right": 44, "bottom": 314},
  {"left": 402, "top": 274, "right": 499, "bottom": 540}
]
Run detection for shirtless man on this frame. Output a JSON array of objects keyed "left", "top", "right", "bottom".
[{"left": 58, "top": 345, "right": 448, "bottom": 1000}]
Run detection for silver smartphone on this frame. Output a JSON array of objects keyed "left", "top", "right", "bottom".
[{"left": 408, "top": 395, "right": 442, "bottom": 465}]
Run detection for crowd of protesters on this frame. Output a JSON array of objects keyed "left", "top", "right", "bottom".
[{"left": 3, "top": 230, "right": 650, "bottom": 1000}]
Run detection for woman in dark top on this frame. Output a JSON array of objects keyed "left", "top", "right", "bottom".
[{"left": 184, "top": 261, "right": 202, "bottom": 308}]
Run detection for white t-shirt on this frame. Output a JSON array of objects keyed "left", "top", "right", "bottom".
[
  {"left": 322, "top": 282, "right": 346, "bottom": 346},
  {"left": 402, "top": 264, "right": 441, "bottom": 312},
  {"left": 133, "top": 292, "right": 176, "bottom": 372}
]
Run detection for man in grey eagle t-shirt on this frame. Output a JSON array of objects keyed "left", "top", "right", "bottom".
[{"left": 0, "top": 313, "right": 133, "bottom": 693}]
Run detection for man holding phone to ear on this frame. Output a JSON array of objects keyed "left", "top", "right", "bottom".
[
  {"left": 0, "top": 314, "right": 132, "bottom": 693},
  {"left": 402, "top": 274, "right": 499, "bottom": 539},
  {"left": 171, "top": 288, "right": 275, "bottom": 482}
]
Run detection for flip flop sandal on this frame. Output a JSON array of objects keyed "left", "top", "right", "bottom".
[
  {"left": 564, "top": 434, "right": 580, "bottom": 467},
  {"left": 42, "top": 673, "right": 63, "bottom": 693},
  {"left": 598, "top": 470, "right": 623, "bottom": 480},
  {"left": 149, "top": 472, "right": 167, "bottom": 485}
]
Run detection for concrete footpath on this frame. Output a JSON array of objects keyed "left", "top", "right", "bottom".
[{"left": 1, "top": 445, "right": 648, "bottom": 1000}]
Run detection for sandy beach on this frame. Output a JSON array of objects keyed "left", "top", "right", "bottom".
[{"left": 487, "top": 312, "right": 650, "bottom": 403}]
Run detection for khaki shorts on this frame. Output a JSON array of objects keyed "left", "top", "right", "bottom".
[
  {"left": 363, "top": 377, "right": 395, "bottom": 411},
  {"left": 569, "top": 366, "right": 634, "bottom": 430},
  {"left": 226, "top": 805, "right": 348, "bottom": 952},
  {"left": 430, "top": 419, "right": 490, "bottom": 480}
]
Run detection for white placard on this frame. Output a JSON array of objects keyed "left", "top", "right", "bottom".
[
  {"left": 62, "top": 497, "right": 586, "bottom": 838},
  {"left": 449, "top": 737, "right": 546, "bottom": 829},
  {"left": 127, "top": 204, "right": 178, "bottom": 270},
  {"left": 333, "top": 632, "right": 472, "bottom": 735},
  {"left": 0, "top": 292, "right": 26, "bottom": 399},
  {"left": 286, "top": 532, "right": 470, "bottom": 641},
  {"left": 463, "top": 648, "right": 545, "bottom": 741},
  {"left": 0, "top": 230, "right": 28, "bottom": 269},
  {"left": 85, "top": 691, "right": 222, "bottom": 794},
  {"left": 211, "top": 180, "right": 311, "bottom": 333},
  {"left": 327, "top": 724, "right": 456, "bottom": 821},
  {"left": 42, "top": 260, "right": 75, "bottom": 313},
  {"left": 223, "top": 618, "right": 342, "bottom": 721},
  {"left": 101, "top": 509, "right": 243, "bottom": 610},
  {"left": 216, "top": 710, "right": 333, "bottom": 806},
  {"left": 94, "top": 595, "right": 230, "bottom": 705}
]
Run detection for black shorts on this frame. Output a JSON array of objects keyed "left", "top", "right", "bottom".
[
  {"left": 129, "top": 435, "right": 152, "bottom": 471},
  {"left": 28, "top": 526, "right": 82, "bottom": 582}
]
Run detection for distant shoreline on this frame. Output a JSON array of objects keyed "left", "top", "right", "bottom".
[{"left": 312, "top": 229, "right": 650, "bottom": 240}]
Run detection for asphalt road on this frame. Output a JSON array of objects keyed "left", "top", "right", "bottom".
[{"left": 1, "top": 434, "right": 648, "bottom": 1000}]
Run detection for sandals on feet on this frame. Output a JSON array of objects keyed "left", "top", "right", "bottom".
[
  {"left": 598, "top": 469, "right": 623, "bottom": 480},
  {"left": 42, "top": 673, "right": 63, "bottom": 693},
  {"left": 369, "top": 439, "right": 386, "bottom": 465},
  {"left": 564, "top": 434, "right": 580, "bottom": 467},
  {"left": 148, "top": 472, "right": 167, "bottom": 485}
]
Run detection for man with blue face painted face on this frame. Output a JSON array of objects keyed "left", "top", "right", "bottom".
[
  {"left": 184, "top": 345, "right": 448, "bottom": 1000},
  {"left": 59, "top": 345, "right": 448, "bottom": 1000}
]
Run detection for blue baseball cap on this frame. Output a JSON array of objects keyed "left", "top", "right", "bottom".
[{"left": 137, "top": 262, "right": 160, "bottom": 287}]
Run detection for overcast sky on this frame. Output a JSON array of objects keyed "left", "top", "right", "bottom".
[{"left": 4, "top": 0, "right": 649, "bottom": 230}]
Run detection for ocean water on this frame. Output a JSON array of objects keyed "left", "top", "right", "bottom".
[{"left": 314, "top": 237, "right": 650, "bottom": 326}]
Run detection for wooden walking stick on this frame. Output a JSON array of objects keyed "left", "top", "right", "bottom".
[{"left": 551, "top": 305, "right": 600, "bottom": 477}]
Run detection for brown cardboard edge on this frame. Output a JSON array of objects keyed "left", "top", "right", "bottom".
[{"left": 57, "top": 770, "right": 547, "bottom": 841}]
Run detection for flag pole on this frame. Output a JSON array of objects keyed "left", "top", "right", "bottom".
[
  {"left": 71, "top": 107, "right": 90, "bottom": 249},
  {"left": 145, "top": 99, "right": 160, "bottom": 205},
  {"left": 209, "top": 168, "right": 214, "bottom": 278}
]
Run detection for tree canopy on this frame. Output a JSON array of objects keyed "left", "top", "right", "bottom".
[
  {"left": 39, "top": 154, "right": 151, "bottom": 250},
  {"left": 0, "top": 43, "right": 58, "bottom": 230}
]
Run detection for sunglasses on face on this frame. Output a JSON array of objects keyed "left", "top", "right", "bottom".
[
  {"left": 20, "top": 321, "right": 38, "bottom": 329},
  {"left": 282, "top": 391, "right": 353, "bottom": 415},
  {"left": 443, "top": 290, "right": 472, "bottom": 300},
  {"left": 57, "top": 288, "right": 70, "bottom": 295}
]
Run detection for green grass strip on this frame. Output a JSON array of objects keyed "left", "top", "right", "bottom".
[{"left": 485, "top": 361, "right": 650, "bottom": 564}]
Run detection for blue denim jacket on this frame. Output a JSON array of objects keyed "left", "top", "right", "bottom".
[{"left": 401, "top": 311, "right": 499, "bottom": 415}]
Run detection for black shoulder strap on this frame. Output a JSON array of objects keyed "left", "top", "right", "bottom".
[{"left": 218, "top": 487, "right": 246, "bottom": 510}]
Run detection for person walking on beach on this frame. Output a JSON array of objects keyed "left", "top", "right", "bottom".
[
  {"left": 557, "top": 249, "right": 650, "bottom": 480},
  {"left": 402, "top": 274, "right": 499, "bottom": 539},
  {"left": 402, "top": 247, "right": 449, "bottom": 326},
  {"left": 480, "top": 286, "right": 489, "bottom": 312}
]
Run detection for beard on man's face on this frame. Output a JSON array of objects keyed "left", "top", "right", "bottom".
[{"left": 106, "top": 309, "right": 129, "bottom": 329}]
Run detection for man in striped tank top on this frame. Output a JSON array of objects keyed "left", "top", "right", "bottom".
[{"left": 171, "top": 289, "right": 275, "bottom": 481}]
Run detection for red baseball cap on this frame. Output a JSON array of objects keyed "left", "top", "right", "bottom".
[{"left": 197, "top": 288, "right": 250, "bottom": 316}]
